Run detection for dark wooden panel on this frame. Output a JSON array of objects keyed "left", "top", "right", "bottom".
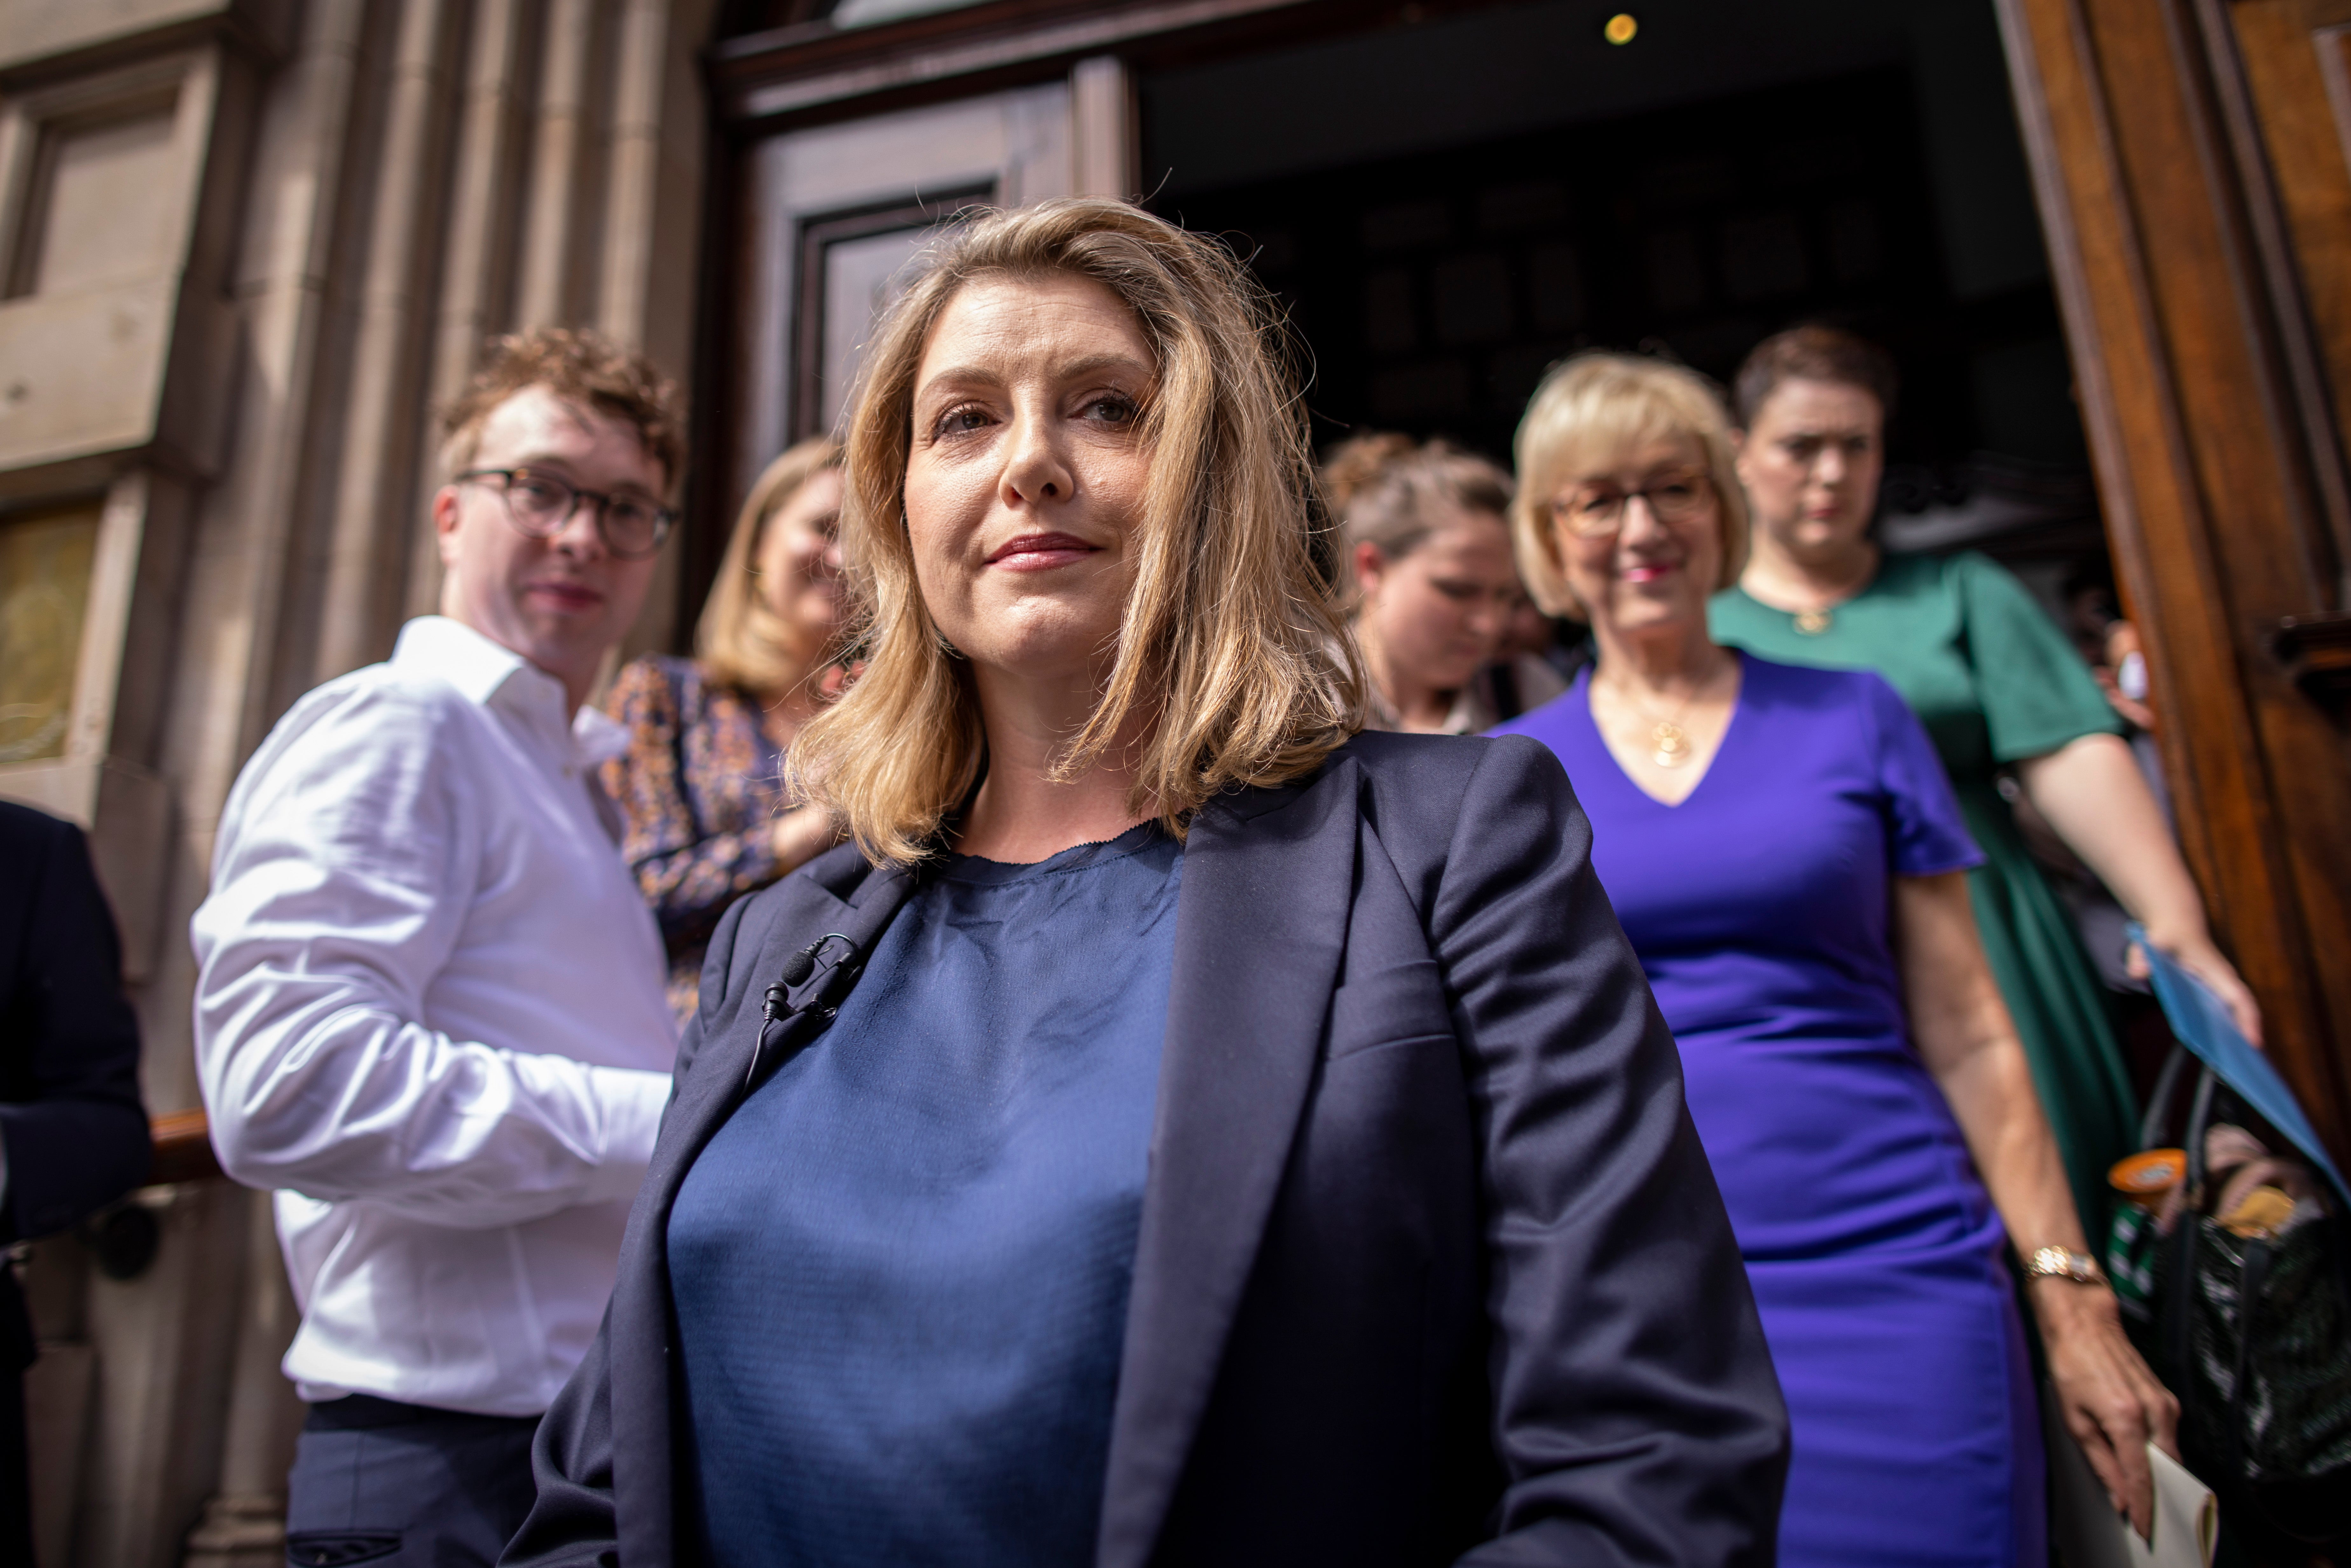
[
  {"left": 2229, "top": 0, "right": 2351, "bottom": 593},
  {"left": 1997, "top": 0, "right": 2351, "bottom": 1160},
  {"left": 149, "top": 1107, "right": 222, "bottom": 1186},
  {"left": 2197, "top": 0, "right": 2351, "bottom": 598},
  {"left": 708, "top": 0, "right": 1513, "bottom": 131}
]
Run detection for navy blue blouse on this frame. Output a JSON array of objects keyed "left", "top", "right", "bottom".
[{"left": 666, "top": 822, "right": 1181, "bottom": 1566}]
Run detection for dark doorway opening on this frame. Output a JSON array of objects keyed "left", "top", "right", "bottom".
[
  {"left": 1154, "top": 65, "right": 2059, "bottom": 472},
  {"left": 1138, "top": 0, "right": 2106, "bottom": 597},
  {"left": 1136, "top": 0, "right": 2158, "bottom": 1076}
]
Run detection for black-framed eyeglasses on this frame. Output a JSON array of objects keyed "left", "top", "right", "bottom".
[
  {"left": 458, "top": 468, "right": 675, "bottom": 560},
  {"left": 1551, "top": 470, "right": 1714, "bottom": 539}
]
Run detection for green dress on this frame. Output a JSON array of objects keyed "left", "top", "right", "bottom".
[{"left": 1712, "top": 550, "right": 2137, "bottom": 1234}]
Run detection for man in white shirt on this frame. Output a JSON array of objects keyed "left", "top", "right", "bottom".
[{"left": 193, "top": 328, "right": 686, "bottom": 1567}]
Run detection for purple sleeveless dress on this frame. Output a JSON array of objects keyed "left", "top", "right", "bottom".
[{"left": 1496, "top": 653, "right": 2046, "bottom": 1567}]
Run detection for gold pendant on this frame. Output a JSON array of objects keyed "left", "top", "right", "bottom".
[
  {"left": 1652, "top": 721, "right": 1690, "bottom": 768},
  {"left": 1794, "top": 608, "right": 1832, "bottom": 636}
]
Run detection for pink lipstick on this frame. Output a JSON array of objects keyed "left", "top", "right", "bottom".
[{"left": 985, "top": 532, "right": 1099, "bottom": 571}]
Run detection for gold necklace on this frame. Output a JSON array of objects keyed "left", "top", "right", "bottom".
[
  {"left": 1780, "top": 566, "right": 1873, "bottom": 634},
  {"left": 1751, "top": 558, "right": 1867, "bottom": 635},
  {"left": 1649, "top": 713, "right": 1694, "bottom": 767},
  {"left": 1603, "top": 667, "right": 1719, "bottom": 768}
]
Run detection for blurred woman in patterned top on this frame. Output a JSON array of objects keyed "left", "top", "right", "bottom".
[{"left": 603, "top": 437, "right": 846, "bottom": 1022}]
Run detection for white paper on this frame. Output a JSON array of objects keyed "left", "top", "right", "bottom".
[{"left": 2044, "top": 1399, "right": 2218, "bottom": 1568}]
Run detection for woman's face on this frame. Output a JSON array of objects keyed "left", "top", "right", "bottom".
[
  {"left": 754, "top": 466, "right": 846, "bottom": 649},
  {"left": 902, "top": 273, "right": 1156, "bottom": 693},
  {"left": 1553, "top": 437, "right": 1724, "bottom": 643},
  {"left": 1734, "top": 376, "right": 1884, "bottom": 561},
  {"left": 1353, "top": 508, "right": 1521, "bottom": 693}
]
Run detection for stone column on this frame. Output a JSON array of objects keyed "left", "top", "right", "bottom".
[{"left": 181, "top": 1198, "right": 304, "bottom": 1568}]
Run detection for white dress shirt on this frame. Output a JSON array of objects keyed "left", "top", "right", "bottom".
[{"left": 192, "top": 616, "right": 679, "bottom": 1416}]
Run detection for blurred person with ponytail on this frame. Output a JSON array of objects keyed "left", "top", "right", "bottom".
[
  {"left": 1327, "top": 433, "right": 1565, "bottom": 734},
  {"left": 603, "top": 438, "right": 848, "bottom": 1024}
]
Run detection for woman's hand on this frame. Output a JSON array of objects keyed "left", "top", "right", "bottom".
[
  {"left": 2016, "top": 733, "right": 2264, "bottom": 1045},
  {"left": 2031, "top": 1277, "right": 2181, "bottom": 1541},
  {"left": 1895, "top": 870, "right": 2183, "bottom": 1538},
  {"left": 770, "top": 802, "right": 841, "bottom": 876},
  {"left": 2128, "top": 927, "right": 2264, "bottom": 1048}
]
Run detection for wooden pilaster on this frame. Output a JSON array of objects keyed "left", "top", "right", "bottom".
[{"left": 1997, "top": 0, "right": 2351, "bottom": 1160}]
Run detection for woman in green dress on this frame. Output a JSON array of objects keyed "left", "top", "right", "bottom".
[{"left": 1709, "top": 326, "right": 2262, "bottom": 1235}]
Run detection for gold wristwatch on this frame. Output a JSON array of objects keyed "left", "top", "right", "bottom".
[{"left": 2024, "top": 1245, "right": 2106, "bottom": 1285}]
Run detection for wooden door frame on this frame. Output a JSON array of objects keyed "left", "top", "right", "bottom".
[
  {"left": 790, "top": 183, "right": 998, "bottom": 443},
  {"left": 707, "top": 0, "right": 1510, "bottom": 135},
  {"left": 1998, "top": 0, "right": 2351, "bottom": 1159}
]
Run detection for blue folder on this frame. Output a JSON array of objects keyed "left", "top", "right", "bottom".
[{"left": 2129, "top": 922, "right": 2351, "bottom": 1211}]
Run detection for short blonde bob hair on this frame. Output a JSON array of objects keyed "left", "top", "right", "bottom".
[
  {"left": 789, "top": 198, "right": 1365, "bottom": 865},
  {"left": 1509, "top": 352, "right": 1750, "bottom": 617},
  {"left": 695, "top": 436, "right": 841, "bottom": 693}
]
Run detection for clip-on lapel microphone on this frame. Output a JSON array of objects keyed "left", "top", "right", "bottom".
[{"left": 746, "top": 932, "right": 862, "bottom": 1096}]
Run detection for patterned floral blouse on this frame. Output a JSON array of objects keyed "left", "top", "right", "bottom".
[{"left": 602, "top": 655, "right": 797, "bottom": 1025}]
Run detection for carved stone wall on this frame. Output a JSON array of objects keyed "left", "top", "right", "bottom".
[{"left": 0, "top": 1, "right": 716, "bottom": 1560}]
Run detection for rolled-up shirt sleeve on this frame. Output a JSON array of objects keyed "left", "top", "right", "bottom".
[{"left": 193, "top": 683, "right": 671, "bottom": 1230}]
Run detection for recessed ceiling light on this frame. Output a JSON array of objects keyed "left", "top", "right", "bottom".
[{"left": 1604, "top": 12, "right": 1638, "bottom": 44}]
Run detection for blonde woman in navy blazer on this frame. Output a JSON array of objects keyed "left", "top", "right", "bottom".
[{"left": 505, "top": 199, "right": 1787, "bottom": 1568}]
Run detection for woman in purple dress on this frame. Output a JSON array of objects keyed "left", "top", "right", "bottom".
[{"left": 1493, "top": 353, "right": 2177, "bottom": 1565}]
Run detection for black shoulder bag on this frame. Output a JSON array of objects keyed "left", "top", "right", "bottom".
[{"left": 2109, "top": 1044, "right": 2351, "bottom": 1547}]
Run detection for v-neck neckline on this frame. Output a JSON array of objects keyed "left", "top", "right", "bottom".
[{"left": 1573, "top": 651, "right": 1749, "bottom": 810}]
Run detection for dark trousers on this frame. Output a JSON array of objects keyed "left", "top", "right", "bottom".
[
  {"left": 1, "top": 1370, "right": 30, "bottom": 1568},
  {"left": 286, "top": 1394, "right": 540, "bottom": 1567}
]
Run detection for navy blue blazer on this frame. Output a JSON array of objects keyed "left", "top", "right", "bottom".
[
  {"left": 0, "top": 802, "right": 151, "bottom": 1371},
  {"left": 505, "top": 731, "right": 1788, "bottom": 1566}
]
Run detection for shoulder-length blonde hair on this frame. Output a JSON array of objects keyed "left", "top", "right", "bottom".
[
  {"left": 789, "top": 197, "right": 1365, "bottom": 865},
  {"left": 695, "top": 436, "right": 840, "bottom": 693},
  {"left": 1509, "top": 352, "right": 1750, "bottom": 616}
]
